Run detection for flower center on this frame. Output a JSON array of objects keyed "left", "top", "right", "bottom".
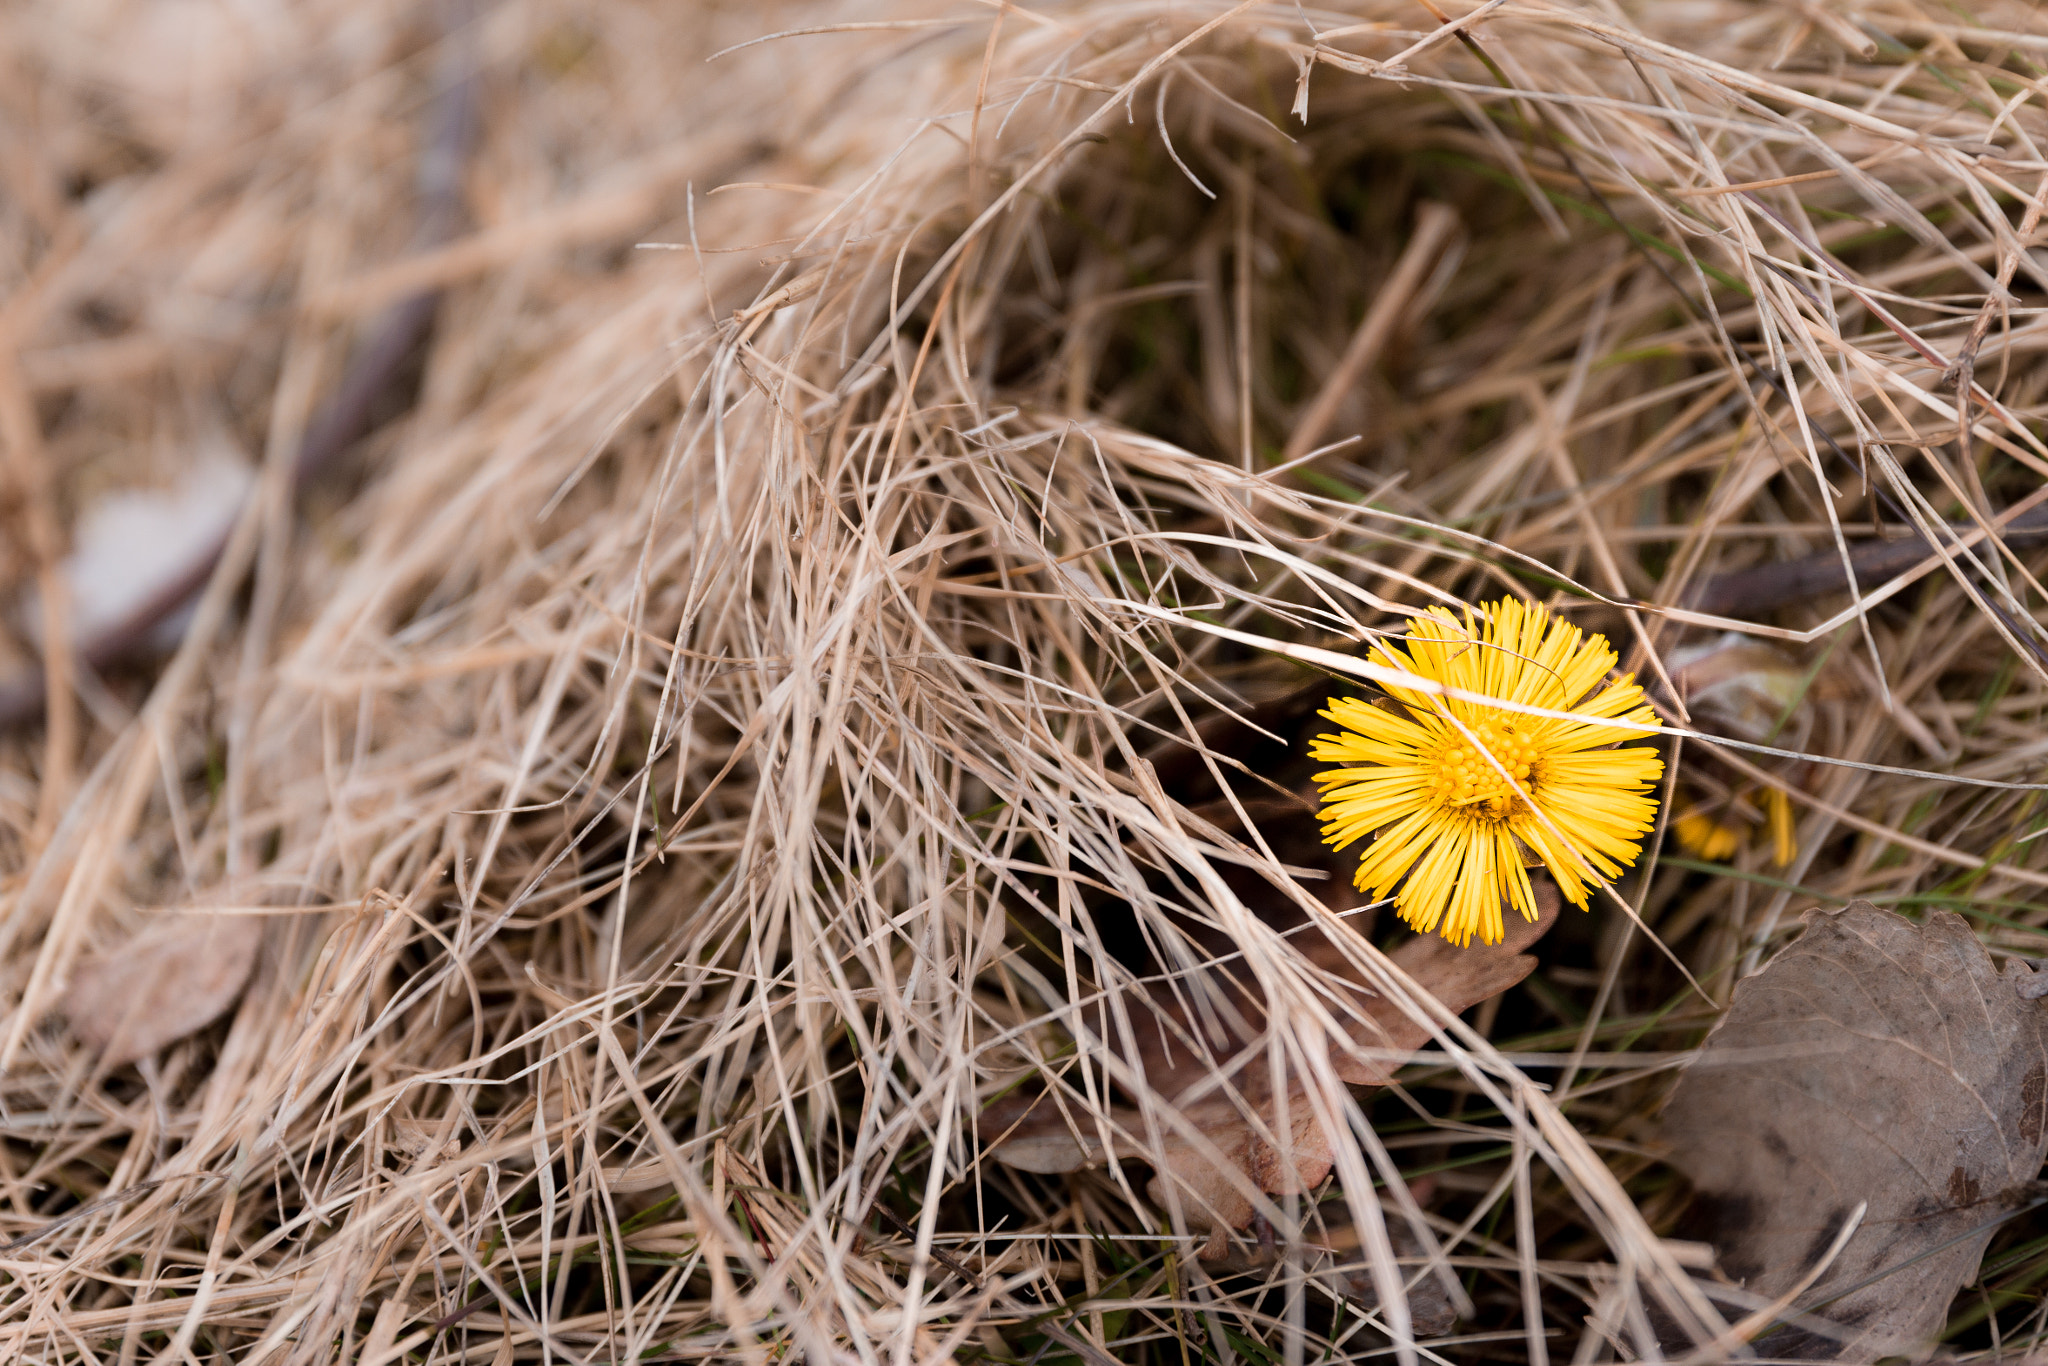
[{"left": 1427, "top": 716, "right": 1539, "bottom": 818}]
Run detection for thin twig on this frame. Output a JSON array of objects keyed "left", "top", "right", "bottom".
[{"left": 1691, "top": 503, "right": 2048, "bottom": 617}]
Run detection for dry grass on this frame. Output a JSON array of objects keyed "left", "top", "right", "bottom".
[{"left": 5, "top": 0, "right": 2048, "bottom": 1361}]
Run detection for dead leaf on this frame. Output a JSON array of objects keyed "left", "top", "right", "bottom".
[
  {"left": 62, "top": 912, "right": 264, "bottom": 1066},
  {"left": 1668, "top": 632, "right": 1817, "bottom": 745},
  {"left": 388, "top": 1117, "right": 463, "bottom": 1162},
  {"left": 984, "top": 880, "right": 1558, "bottom": 1261},
  {"left": 22, "top": 448, "right": 252, "bottom": 648},
  {"left": 1663, "top": 901, "right": 2048, "bottom": 1360}
]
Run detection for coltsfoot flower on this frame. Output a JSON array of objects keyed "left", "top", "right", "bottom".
[{"left": 1310, "top": 598, "right": 1664, "bottom": 947}]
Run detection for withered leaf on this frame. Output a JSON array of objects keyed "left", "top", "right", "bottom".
[
  {"left": 1667, "top": 632, "right": 1822, "bottom": 745},
  {"left": 62, "top": 912, "right": 264, "bottom": 1067},
  {"left": 20, "top": 449, "right": 252, "bottom": 649},
  {"left": 985, "top": 880, "right": 1558, "bottom": 1260},
  {"left": 1663, "top": 901, "right": 2048, "bottom": 1361}
]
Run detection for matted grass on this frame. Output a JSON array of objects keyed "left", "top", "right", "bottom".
[{"left": 5, "top": 0, "right": 2048, "bottom": 1360}]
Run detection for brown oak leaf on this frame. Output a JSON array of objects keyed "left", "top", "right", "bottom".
[
  {"left": 984, "top": 880, "right": 1558, "bottom": 1258},
  {"left": 1663, "top": 901, "right": 2048, "bottom": 1360}
]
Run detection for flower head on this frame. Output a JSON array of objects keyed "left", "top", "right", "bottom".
[
  {"left": 1310, "top": 598, "right": 1664, "bottom": 947},
  {"left": 1672, "top": 806, "right": 1741, "bottom": 862}
]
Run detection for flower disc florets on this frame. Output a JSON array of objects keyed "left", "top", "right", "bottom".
[{"left": 1310, "top": 598, "right": 1664, "bottom": 947}]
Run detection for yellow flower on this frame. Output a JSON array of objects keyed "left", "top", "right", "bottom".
[
  {"left": 1673, "top": 807, "right": 1742, "bottom": 862},
  {"left": 1673, "top": 789, "right": 1798, "bottom": 868},
  {"left": 1309, "top": 599, "right": 1664, "bottom": 947}
]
